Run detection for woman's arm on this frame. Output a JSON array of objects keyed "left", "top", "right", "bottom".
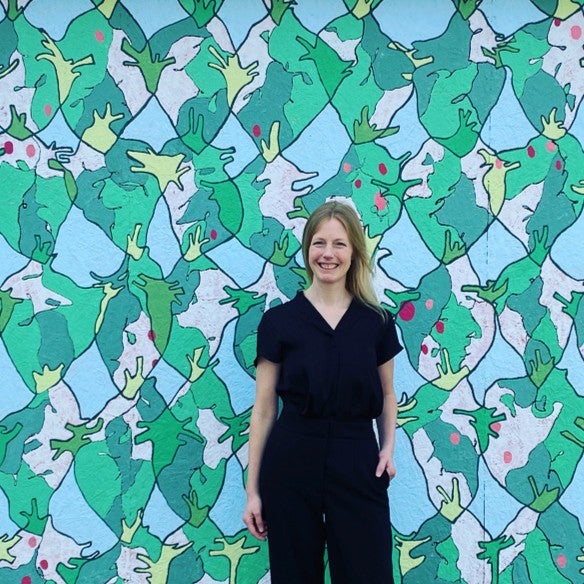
[
  {"left": 375, "top": 358, "right": 398, "bottom": 480},
  {"left": 242, "top": 357, "right": 280, "bottom": 540}
]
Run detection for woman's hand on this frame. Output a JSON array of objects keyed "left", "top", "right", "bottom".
[
  {"left": 375, "top": 447, "right": 396, "bottom": 482},
  {"left": 376, "top": 359, "right": 398, "bottom": 483},
  {"left": 243, "top": 358, "right": 278, "bottom": 541},
  {"left": 243, "top": 493, "right": 268, "bottom": 540}
]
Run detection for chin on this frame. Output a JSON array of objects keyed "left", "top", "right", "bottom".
[{"left": 316, "top": 274, "right": 346, "bottom": 285}]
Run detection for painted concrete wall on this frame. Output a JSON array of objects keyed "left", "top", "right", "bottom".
[{"left": 1, "top": 0, "right": 584, "bottom": 582}]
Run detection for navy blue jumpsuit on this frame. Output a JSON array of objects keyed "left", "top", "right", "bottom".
[{"left": 256, "top": 292, "right": 403, "bottom": 584}]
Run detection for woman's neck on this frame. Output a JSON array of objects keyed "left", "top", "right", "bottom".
[{"left": 304, "top": 282, "right": 352, "bottom": 307}]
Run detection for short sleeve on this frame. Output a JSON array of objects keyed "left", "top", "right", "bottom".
[
  {"left": 376, "top": 312, "right": 403, "bottom": 365},
  {"left": 254, "top": 311, "right": 282, "bottom": 366}
]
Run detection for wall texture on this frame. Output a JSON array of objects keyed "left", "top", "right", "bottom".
[{"left": 1, "top": 0, "right": 584, "bottom": 582}]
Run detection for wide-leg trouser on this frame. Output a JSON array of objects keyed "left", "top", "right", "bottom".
[{"left": 259, "top": 408, "right": 394, "bottom": 584}]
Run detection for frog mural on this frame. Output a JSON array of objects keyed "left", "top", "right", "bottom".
[{"left": 1, "top": 0, "right": 583, "bottom": 583}]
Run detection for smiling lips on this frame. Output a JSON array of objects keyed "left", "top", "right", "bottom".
[{"left": 318, "top": 262, "right": 339, "bottom": 270}]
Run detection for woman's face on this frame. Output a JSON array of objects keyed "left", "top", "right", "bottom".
[{"left": 308, "top": 217, "right": 353, "bottom": 287}]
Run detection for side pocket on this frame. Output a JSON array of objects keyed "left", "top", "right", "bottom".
[{"left": 378, "top": 470, "right": 390, "bottom": 490}]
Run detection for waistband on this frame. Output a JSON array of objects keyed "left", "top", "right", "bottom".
[{"left": 277, "top": 406, "right": 375, "bottom": 439}]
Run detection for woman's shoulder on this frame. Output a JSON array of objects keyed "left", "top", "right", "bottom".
[
  {"left": 354, "top": 299, "right": 394, "bottom": 323},
  {"left": 261, "top": 292, "right": 302, "bottom": 323}
]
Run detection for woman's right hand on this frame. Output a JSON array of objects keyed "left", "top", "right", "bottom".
[
  {"left": 243, "top": 358, "right": 279, "bottom": 541},
  {"left": 243, "top": 493, "right": 267, "bottom": 540}
]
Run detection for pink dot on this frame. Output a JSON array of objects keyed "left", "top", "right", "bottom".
[
  {"left": 527, "top": 145, "right": 536, "bottom": 158},
  {"left": 28, "top": 536, "right": 37, "bottom": 547},
  {"left": 40, "top": 559, "right": 48, "bottom": 570},
  {"left": 342, "top": 162, "right": 351, "bottom": 173},
  {"left": 252, "top": 124, "right": 261, "bottom": 137},
  {"left": 491, "top": 422, "right": 501, "bottom": 433},
  {"left": 555, "top": 160, "right": 562, "bottom": 170},
  {"left": 571, "top": 25, "right": 582, "bottom": 40},
  {"left": 148, "top": 329, "right": 156, "bottom": 341},
  {"left": 210, "top": 229, "right": 217, "bottom": 240},
  {"left": 557, "top": 554, "right": 567, "bottom": 569},
  {"left": 152, "top": 359, "right": 158, "bottom": 368},
  {"left": 503, "top": 451, "right": 513, "bottom": 464},
  {"left": 398, "top": 301, "right": 415, "bottom": 321},
  {"left": 4, "top": 141, "right": 14, "bottom": 154},
  {"left": 425, "top": 298, "right": 434, "bottom": 310},
  {"left": 378, "top": 162, "right": 387, "bottom": 175},
  {"left": 95, "top": 30, "right": 104, "bottom": 42},
  {"left": 22, "top": 577, "right": 32, "bottom": 584},
  {"left": 435, "top": 321, "right": 445, "bottom": 334},
  {"left": 26, "top": 144, "right": 36, "bottom": 157},
  {"left": 546, "top": 140, "right": 556, "bottom": 152},
  {"left": 421, "top": 344, "right": 428, "bottom": 355},
  {"left": 354, "top": 179, "right": 362, "bottom": 189},
  {"left": 554, "top": 18, "right": 561, "bottom": 26},
  {"left": 374, "top": 191, "right": 387, "bottom": 211},
  {"left": 44, "top": 104, "right": 52, "bottom": 117},
  {"left": 495, "top": 158, "right": 503, "bottom": 169},
  {"left": 450, "top": 432, "right": 460, "bottom": 445}
]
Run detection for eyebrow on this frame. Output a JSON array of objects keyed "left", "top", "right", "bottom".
[{"left": 312, "top": 237, "right": 348, "bottom": 243}]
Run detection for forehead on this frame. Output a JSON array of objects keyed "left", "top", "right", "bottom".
[{"left": 312, "top": 217, "right": 349, "bottom": 239}]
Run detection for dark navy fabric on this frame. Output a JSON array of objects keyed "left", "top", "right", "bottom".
[
  {"left": 260, "top": 407, "right": 395, "bottom": 584},
  {"left": 255, "top": 292, "right": 403, "bottom": 419}
]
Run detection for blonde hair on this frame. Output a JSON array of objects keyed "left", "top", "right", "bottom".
[{"left": 301, "top": 200, "right": 384, "bottom": 317}]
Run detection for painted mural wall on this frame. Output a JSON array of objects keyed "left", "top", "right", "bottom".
[{"left": 1, "top": 0, "right": 584, "bottom": 582}]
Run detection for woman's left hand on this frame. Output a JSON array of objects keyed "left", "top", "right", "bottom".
[{"left": 375, "top": 448, "right": 396, "bottom": 481}]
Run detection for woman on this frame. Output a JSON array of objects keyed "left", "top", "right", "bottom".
[{"left": 243, "top": 200, "right": 402, "bottom": 583}]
